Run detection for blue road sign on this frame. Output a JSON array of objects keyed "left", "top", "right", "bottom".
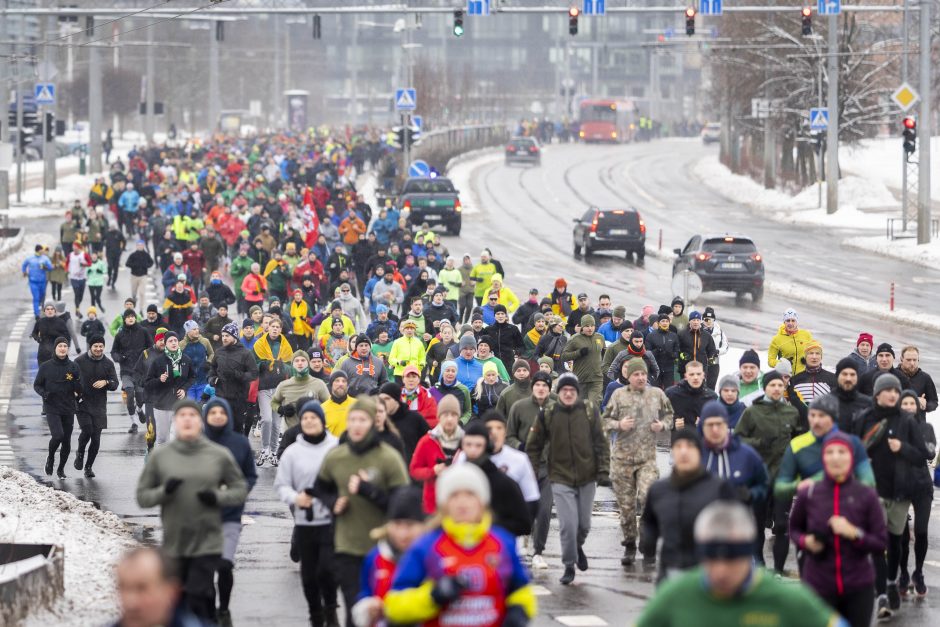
[
  {"left": 394, "top": 88, "right": 417, "bottom": 112},
  {"left": 809, "top": 107, "right": 829, "bottom": 131},
  {"left": 409, "top": 160, "right": 431, "bottom": 178},
  {"left": 34, "top": 83, "right": 55, "bottom": 105},
  {"left": 412, "top": 115, "right": 423, "bottom": 132},
  {"left": 467, "top": 0, "right": 490, "bottom": 16},
  {"left": 818, "top": 0, "right": 840, "bottom": 16},
  {"left": 700, "top": 0, "right": 722, "bottom": 16},
  {"left": 583, "top": 0, "right": 606, "bottom": 15},
  {"left": 664, "top": 27, "right": 675, "bottom": 39}
]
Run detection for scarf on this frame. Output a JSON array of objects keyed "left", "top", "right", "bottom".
[
  {"left": 430, "top": 423, "right": 464, "bottom": 450},
  {"left": 254, "top": 332, "right": 293, "bottom": 365},
  {"left": 403, "top": 386, "right": 419, "bottom": 405},
  {"left": 165, "top": 346, "right": 183, "bottom": 377},
  {"left": 302, "top": 431, "right": 327, "bottom": 445},
  {"left": 627, "top": 343, "right": 645, "bottom": 357},
  {"left": 290, "top": 300, "right": 314, "bottom": 337},
  {"left": 442, "top": 512, "right": 492, "bottom": 549}
]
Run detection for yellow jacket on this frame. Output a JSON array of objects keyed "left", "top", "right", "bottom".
[
  {"left": 388, "top": 335, "right": 426, "bottom": 376},
  {"left": 323, "top": 396, "right": 355, "bottom": 436},
  {"left": 494, "top": 286, "right": 520, "bottom": 313},
  {"left": 316, "top": 314, "right": 356, "bottom": 342},
  {"left": 767, "top": 325, "right": 814, "bottom": 376}
]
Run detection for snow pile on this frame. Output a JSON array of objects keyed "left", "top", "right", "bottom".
[
  {"left": 4, "top": 172, "right": 98, "bottom": 220},
  {"left": 0, "top": 230, "right": 57, "bottom": 279},
  {"left": 693, "top": 155, "right": 897, "bottom": 230},
  {"left": 843, "top": 235, "right": 940, "bottom": 271},
  {"left": 0, "top": 466, "right": 134, "bottom": 626},
  {"left": 841, "top": 136, "right": 940, "bottom": 199},
  {"left": 446, "top": 148, "right": 504, "bottom": 216}
]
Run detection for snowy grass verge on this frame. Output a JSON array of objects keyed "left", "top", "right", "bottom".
[
  {"left": 446, "top": 148, "right": 505, "bottom": 216},
  {"left": 4, "top": 172, "right": 99, "bottom": 220},
  {"left": 0, "top": 466, "right": 134, "bottom": 626},
  {"left": 843, "top": 234, "right": 940, "bottom": 271},
  {"left": 692, "top": 154, "right": 897, "bottom": 230}
]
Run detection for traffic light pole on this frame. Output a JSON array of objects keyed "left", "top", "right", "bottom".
[
  {"left": 15, "top": 80, "right": 23, "bottom": 203},
  {"left": 916, "top": 0, "right": 931, "bottom": 244},
  {"left": 402, "top": 113, "right": 410, "bottom": 179},
  {"left": 825, "top": 14, "right": 838, "bottom": 214},
  {"left": 43, "top": 111, "right": 56, "bottom": 196}
]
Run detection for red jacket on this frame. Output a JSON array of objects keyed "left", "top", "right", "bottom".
[
  {"left": 410, "top": 433, "right": 446, "bottom": 513},
  {"left": 402, "top": 386, "right": 438, "bottom": 428}
]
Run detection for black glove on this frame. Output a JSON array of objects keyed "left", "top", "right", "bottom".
[
  {"left": 281, "top": 404, "right": 296, "bottom": 418},
  {"left": 503, "top": 605, "right": 530, "bottom": 627},
  {"left": 164, "top": 478, "right": 183, "bottom": 494},
  {"left": 596, "top": 473, "right": 612, "bottom": 488},
  {"left": 197, "top": 489, "right": 218, "bottom": 506},
  {"left": 578, "top": 346, "right": 589, "bottom": 357},
  {"left": 431, "top": 575, "right": 465, "bottom": 607},
  {"left": 735, "top": 485, "right": 752, "bottom": 504}
]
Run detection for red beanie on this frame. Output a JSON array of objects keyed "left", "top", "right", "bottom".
[{"left": 857, "top": 332, "right": 874, "bottom": 347}]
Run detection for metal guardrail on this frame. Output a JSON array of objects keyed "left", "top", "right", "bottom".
[
  {"left": 886, "top": 217, "right": 939, "bottom": 240},
  {"left": 411, "top": 124, "right": 510, "bottom": 164}
]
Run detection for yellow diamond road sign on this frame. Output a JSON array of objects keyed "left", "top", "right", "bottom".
[{"left": 892, "top": 83, "right": 919, "bottom": 111}]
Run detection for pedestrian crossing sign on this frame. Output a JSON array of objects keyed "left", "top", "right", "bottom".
[
  {"left": 809, "top": 107, "right": 829, "bottom": 131},
  {"left": 395, "top": 88, "right": 417, "bottom": 112},
  {"left": 35, "top": 83, "right": 55, "bottom": 105}
]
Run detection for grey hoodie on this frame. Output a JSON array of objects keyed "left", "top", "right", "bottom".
[{"left": 274, "top": 431, "right": 339, "bottom": 526}]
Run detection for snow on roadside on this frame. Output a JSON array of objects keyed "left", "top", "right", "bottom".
[
  {"left": 4, "top": 172, "right": 98, "bottom": 220},
  {"left": 841, "top": 136, "right": 940, "bottom": 199},
  {"left": 0, "top": 231, "right": 57, "bottom": 279},
  {"left": 843, "top": 234, "right": 940, "bottom": 271},
  {"left": 692, "top": 154, "right": 896, "bottom": 230},
  {"left": 446, "top": 148, "right": 504, "bottom": 216},
  {"left": 0, "top": 466, "right": 134, "bottom": 626}
]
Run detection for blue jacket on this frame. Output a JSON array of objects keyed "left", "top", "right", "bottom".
[
  {"left": 22, "top": 254, "right": 52, "bottom": 283},
  {"left": 370, "top": 217, "right": 396, "bottom": 245},
  {"left": 455, "top": 355, "right": 483, "bottom": 391},
  {"left": 480, "top": 304, "right": 496, "bottom": 325},
  {"left": 701, "top": 435, "right": 770, "bottom": 504},
  {"left": 721, "top": 398, "right": 747, "bottom": 430},
  {"left": 203, "top": 398, "right": 257, "bottom": 522},
  {"left": 118, "top": 189, "right": 140, "bottom": 214},
  {"left": 183, "top": 339, "right": 211, "bottom": 386},
  {"left": 596, "top": 321, "right": 621, "bottom": 344}
]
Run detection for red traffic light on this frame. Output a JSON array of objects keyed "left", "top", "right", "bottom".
[
  {"left": 903, "top": 116, "right": 916, "bottom": 130},
  {"left": 801, "top": 6, "right": 812, "bottom": 17},
  {"left": 685, "top": 7, "right": 696, "bottom": 17},
  {"left": 569, "top": 6, "right": 580, "bottom": 17}
]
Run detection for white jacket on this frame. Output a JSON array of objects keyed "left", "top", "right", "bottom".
[{"left": 274, "top": 431, "right": 339, "bottom": 526}]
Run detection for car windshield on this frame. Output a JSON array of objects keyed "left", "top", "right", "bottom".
[
  {"left": 510, "top": 139, "right": 536, "bottom": 148},
  {"left": 702, "top": 238, "right": 757, "bottom": 254},
  {"left": 403, "top": 179, "right": 455, "bottom": 194}
]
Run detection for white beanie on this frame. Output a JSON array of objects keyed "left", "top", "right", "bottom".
[{"left": 435, "top": 463, "right": 490, "bottom": 509}]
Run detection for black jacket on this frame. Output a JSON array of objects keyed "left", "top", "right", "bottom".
[
  {"left": 665, "top": 381, "right": 718, "bottom": 428},
  {"left": 852, "top": 404, "right": 929, "bottom": 500},
  {"left": 389, "top": 404, "right": 430, "bottom": 465},
  {"left": 125, "top": 249, "right": 154, "bottom": 276},
  {"left": 484, "top": 321, "right": 524, "bottom": 373},
  {"left": 75, "top": 352, "right": 119, "bottom": 428},
  {"left": 640, "top": 470, "right": 736, "bottom": 574},
  {"left": 647, "top": 327, "right": 679, "bottom": 369},
  {"left": 833, "top": 386, "right": 873, "bottom": 432},
  {"left": 677, "top": 328, "right": 717, "bottom": 370},
  {"left": 210, "top": 343, "right": 258, "bottom": 402},
  {"left": 144, "top": 352, "right": 195, "bottom": 410},
  {"left": 110, "top": 323, "right": 152, "bottom": 373},
  {"left": 858, "top": 367, "right": 911, "bottom": 397},
  {"left": 33, "top": 354, "right": 83, "bottom": 415},
  {"left": 477, "top": 458, "right": 532, "bottom": 537},
  {"left": 206, "top": 282, "right": 237, "bottom": 309},
  {"left": 512, "top": 300, "right": 541, "bottom": 334},
  {"left": 31, "top": 316, "right": 72, "bottom": 363},
  {"left": 424, "top": 302, "right": 458, "bottom": 332},
  {"left": 901, "top": 368, "right": 939, "bottom": 421}
]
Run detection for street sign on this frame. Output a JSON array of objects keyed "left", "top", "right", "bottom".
[
  {"left": 700, "top": 0, "right": 722, "bottom": 16},
  {"left": 409, "top": 160, "right": 431, "bottom": 178},
  {"left": 751, "top": 98, "right": 770, "bottom": 119},
  {"left": 664, "top": 27, "right": 675, "bottom": 39},
  {"left": 34, "top": 83, "right": 55, "bottom": 105},
  {"left": 412, "top": 115, "right": 423, "bottom": 132},
  {"left": 582, "top": 0, "right": 605, "bottom": 15},
  {"left": 891, "top": 83, "right": 920, "bottom": 111},
  {"left": 467, "top": 0, "right": 490, "bottom": 16},
  {"left": 817, "top": 0, "right": 840, "bottom": 16},
  {"left": 671, "top": 270, "right": 703, "bottom": 302},
  {"left": 394, "top": 88, "right": 417, "bottom": 111},
  {"left": 809, "top": 107, "right": 829, "bottom": 131}
]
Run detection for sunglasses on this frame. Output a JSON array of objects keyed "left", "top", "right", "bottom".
[
  {"left": 341, "top": 289, "right": 351, "bottom": 293},
  {"left": 489, "top": 298, "right": 498, "bottom": 302}
]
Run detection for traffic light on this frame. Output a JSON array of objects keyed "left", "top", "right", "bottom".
[
  {"left": 391, "top": 125, "right": 421, "bottom": 149},
  {"left": 903, "top": 116, "right": 917, "bottom": 156},
  {"left": 569, "top": 7, "right": 579, "bottom": 36},
  {"left": 215, "top": 21, "right": 224, "bottom": 42},
  {"left": 453, "top": 10, "right": 464, "bottom": 37},
  {"left": 44, "top": 112, "right": 55, "bottom": 142},
  {"left": 685, "top": 8, "right": 696, "bottom": 36},
  {"left": 801, "top": 7, "right": 812, "bottom": 36},
  {"left": 312, "top": 14, "right": 321, "bottom": 39}
]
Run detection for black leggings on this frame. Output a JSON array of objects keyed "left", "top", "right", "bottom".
[
  {"left": 823, "top": 586, "right": 875, "bottom": 627},
  {"left": 458, "top": 293, "right": 474, "bottom": 323},
  {"left": 89, "top": 286, "right": 104, "bottom": 309},
  {"left": 755, "top": 493, "right": 792, "bottom": 572},
  {"left": 71, "top": 279, "right": 86, "bottom": 310},
  {"left": 217, "top": 559, "right": 234, "bottom": 612},
  {"left": 51, "top": 281, "right": 63, "bottom": 301},
  {"left": 47, "top": 413, "right": 74, "bottom": 469},
  {"left": 76, "top": 422, "right": 102, "bottom": 468},
  {"left": 900, "top": 491, "right": 932, "bottom": 575},
  {"left": 106, "top": 257, "right": 120, "bottom": 286},
  {"left": 296, "top": 526, "right": 338, "bottom": 619},
  {"left": 177, "top": 555, "right": 219, "bottom": 622},
  {"left": 333, "top": 552, "right": 363, "bottom": 627},
  {"left": 873, "top": 531, "right": 904, "bottom": 595}
]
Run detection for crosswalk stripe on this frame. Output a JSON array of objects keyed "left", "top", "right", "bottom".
[{"left": 556, "top": 616, "right": 609, "bottom": 626}]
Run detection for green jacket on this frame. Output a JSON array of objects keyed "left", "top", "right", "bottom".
[
  {"left": 560, "top": 331, "right": 605, "bottom": 384},
  {"left": 316, "top": 438, "right": 409, "bottom": 556},
  {"left": 506, "top": 395, "right": 553, "bottom": 470},
  {"left": 476, "top": 355, "right": 509, "bottom": 382},
  {"left": 526, "top": 398, "right": 610, "bottom": 487},
  {"left": 230, "top": 255, "right": 254, "bottom": 299},
  {"left": 495, "top": 379, "right": 532, "bottom": 417},
  {"left": 271, "top": 374, "right": 330, "bottom": 427},
  {"left": 136, "top": 436, "right": 248, "bottom": 558},
  {"left": 602, "top": 337, "right": 631, "bottom": 377},
  {"left": 734, "top": 395, "right": 800, "bottom": 479}
]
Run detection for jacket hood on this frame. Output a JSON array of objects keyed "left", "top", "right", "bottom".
[{"left": 203, "top": 397, "right": 233, "bottom": 437}]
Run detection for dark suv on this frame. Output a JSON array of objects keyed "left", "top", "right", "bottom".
[
  {"left": 572, "top": 207, "right": 646, "bottom": 262},
  {"left": 505, "top": 137, "right": 541, "bottom": 166},
  {"left": 672, "top": 235, "right": 764, "bottom": 302},
  {"left": 399, "top": 177, "right": 462, "bottom": 235}
]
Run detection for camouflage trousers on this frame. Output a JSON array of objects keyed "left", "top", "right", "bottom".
[{"left": 610, "top": 457, "right": 659, "bottom": 547}]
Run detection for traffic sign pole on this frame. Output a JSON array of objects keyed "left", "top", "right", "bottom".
[
  {"left": 917, "top": 0, "right": 931, "bottom": 244},
  {"left": 825, "top": 14, "right": 838, "bottom": 214},
  {"left": 402, "top": 113, "right": 410, "bottom": 186}
]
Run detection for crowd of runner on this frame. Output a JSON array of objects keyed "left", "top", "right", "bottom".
[{"left": 18, "top": 129, "right": 940, "bottom": 627}]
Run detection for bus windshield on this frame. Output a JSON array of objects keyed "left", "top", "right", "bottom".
[{"left": 581, "top": 104, "right": 617, "bottom": 123}]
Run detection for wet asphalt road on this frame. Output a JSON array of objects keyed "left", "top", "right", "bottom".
[{"left": 2, "top": 137, "right": 940, "bottom": 626}]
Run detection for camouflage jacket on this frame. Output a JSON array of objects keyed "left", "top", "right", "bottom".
[{"left": 602, "top": 385, "right": 675, "bottom": 464}]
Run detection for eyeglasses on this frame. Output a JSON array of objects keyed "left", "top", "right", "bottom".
[
  {"left": 341, "top": 289, "right": 350, "bottom": 293},
  {"left": 489, "top": 298, "right": 498, "bottom": 302}
]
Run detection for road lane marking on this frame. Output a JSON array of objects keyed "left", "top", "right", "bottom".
[
  {"left": 530, "top": 585, "right": 552, "bottom": 596},
  {"left": 0, "top": 311, "right": 33, "bottom": 465},
  {"left": 556, "top": 616, "right": 609, "bottom": 626}
]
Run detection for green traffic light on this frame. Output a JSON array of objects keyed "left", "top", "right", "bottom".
[{"left": 453, "top": 24, "right": 464, "bottom": 37}]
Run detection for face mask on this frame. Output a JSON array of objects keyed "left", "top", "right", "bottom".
[{"left": 211, "top": 278, "right": 221, "bottom": 285}]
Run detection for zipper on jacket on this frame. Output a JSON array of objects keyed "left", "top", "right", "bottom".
[{"left": 833, "top": 482, "right": 844, "bottom": 595}]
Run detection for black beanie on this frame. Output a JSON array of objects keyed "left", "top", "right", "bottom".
[
  {"left": 835, "top": 357, "right": 858, "bottom": 377},
  {"left": 379, "top": 381, "right": 402, "bottom": 398},
  {"left": 671, "top": 428, "right": 702, "bottom": 448},
  {"left": 482, "top": 409, "right": 507, "bottom": 425},
  {"left": 657, "top": 305, "right": 672, "bottom": 316},
  {"left": 172, "top": 398, "right": 202, "bottom": 415},
  {"left": 875, "top": 342, "right": 895, "bottom": 357},
  {"left": 54, "top": 336, "right": 69, "bottom": 348},
  {"left": 531, "top": 371, "right": 553, "bottom": 387},
  {"left": 762, "top": 370, "right": 784, "bottom": 389},
  {"left": 739, "top": 349, "right": 761, "bottom": 368},
  {"left": 386, "top": 486, "right": 426, "bottom": 522},
  {"left": 464, "top": 420, "right": 491, "bottom": 443}
]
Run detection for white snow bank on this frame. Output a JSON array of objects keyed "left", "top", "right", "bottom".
[
  {"left": 843, "top": 234, "right": 940, "bottom": 271},
  {"left": 0, "top": 466, "right": 134, "bottom": 626},
  {"left": 692, "top": 155, "right": 897, "bottom": 230},
  {"left": 841, "top": 136, "right": 940, "bottom": 199},
  {"left": 4, "top": 172, "right": 99, "bottom": 220},
  {"left": 0, "top": 231, "right": 57, "bottom": 279},
  {"left": 446, "top": 149, "right": 505, "bottom": 216}
]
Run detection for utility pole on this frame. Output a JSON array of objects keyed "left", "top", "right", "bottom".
[
  {"left": 15, "top": 63, "right": 23, "bottom": 202},
  {"left": 88, "top": 26, "right": 103, "bottom": 174},
  {"left": 208, "top": 22, "right": 220, "bottom": 133},
  {"left": 273, "top": 16, "right": 282, "bottom": 127},
  {"left": 916, "top": 0, "right": 931, "bottom": 244},
  {"left": 145, "top": 25, "right": 155, "bottom": 142},
  {"left": 0, "top": 35, "right": 8, "bottom": 210},
  {"left": 825, "top": 14, "right": 839, "bottom": 214}
]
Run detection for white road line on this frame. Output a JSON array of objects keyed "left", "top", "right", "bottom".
[
  {"left": 556, "top": 616, "right": 609, "bottom": 626},
  {"left": 0, "top": 311, "right": 36, "bottom": 465},
  {"left": 530, "top": 585, "right": 552, "bottom": 596},
  {"left": 925, "top": 560, "right": 940, "bottom": 570}
]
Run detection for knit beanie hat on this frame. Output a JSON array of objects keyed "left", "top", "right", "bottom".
[
  {"left": 718, "top": 374, "right": 739, "bottom": 391},
  {"left": 531, "top": 371, "right": 553, "bottom": 387},
  {"left": 580, "top": 314, "right": 596, "bottom": 327},
  {"left": 298, "top": 400, "right": 326, "bottom": 425},
  {"left": 482, "top": 361, "right": 499, "bottom": 376},
  {"left": 437, "top": 394, "right": 461, "bottom": 418},
  {"left": 292, "top": 349, "right": 310, "bottom": 362},
  {"left": 512, "top": 359, "right": 530, "bottom": 374},
  {"left": 221, "top": 322, "right": 239, "bottom": 338},
  {"left": 172, "top": 398, "right": 202, "bottom": 415},
  {"left": 809, "top": 394, "right": 839, "bottom": 421},
  {"left": 739, "top": 349, "right": 760, "bottom": 368},
  {"left": 436, "top": 463, "right": 490, "bottom": 509},
  {"left": 482, "top": 409, "right": 506, "bottom": 424},
  {"left": 671, "top": 428, "right": 702, "bottom": 448},
  {"left": 835, "top": 357, "right": 858, "bottom": 377},
  {"left": 688, "top": 310, "right": 702, "bottom": 320},
  {"left": 804, "top": 340, "right": 823, "bottom": 355},
  {"left": 329, "top": 370, "right": 349, "bottom": 385},
  {"left": 657, "top": 305, "right": 672, "bottom": 316},
  {"left": 87, "top": 335, "right": 105, "bottom": 348},
  {"left": 876, "top": 342, "right": 895, "bottom": 357},
  {"left": 556, "top": 372, "right": 580, "bottom": 394},
  {"left": 775, "top": 358, "right": 793, "bottom": 376},
  {"left": 349, "top": 396, "right": 377, "bottom": 422},
  {"left": 613, "top": 305, "right": 626, "bottom": 319},
  {"left": 493, "top": 304, "right": 507, "bottom": 315},
  {"left": 700, "top": 400, "right": 730, "bottom": 424},
  {"left": 872, "top": 373, "right": 901, "bottom": 398},
  {"left": 856, "top": 332, "right": 874, "bottom": 347},
  {"left": 379, "top": 381, "right": 402, "bottom": 399},
  {"left": 626, "top": 358, "right": 648, "bottom": 377},
  {"left": 387, "top": 486, "right": 426, "bottom": 522},
  {"left": 54, "top": 336, "right": 70, "bottom": 349},
  {"left": 458, "top": 335, "right": 477, "bottom": 351},
  {"left": 537, "top": 356, "right": 554, "bottom": 370},
  {"left": 762, "top": 370, "right": 784, "bottom": 389}
]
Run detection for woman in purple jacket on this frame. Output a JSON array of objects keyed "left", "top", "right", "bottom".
[{"left": 789, "top": 432, "right": 887, "bottom": 627}]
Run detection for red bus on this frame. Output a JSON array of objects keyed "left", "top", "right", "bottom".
[{"left": 578, "top": 99, "right": 636, "bottom": 143}]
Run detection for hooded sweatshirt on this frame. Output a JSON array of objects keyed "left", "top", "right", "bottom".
[
  {"left": 203, "top": 398, "right": 258, "bottom": 522},
  {"left": 274, "top": 428, "right": 339, "bottom": 526}
]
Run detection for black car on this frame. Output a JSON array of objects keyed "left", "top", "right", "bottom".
[
  {"left": 399, "top": 177, "right": 462, "bottom": 235},
  {"left": 572, "top": 207, "right": 646, "bottom": 262},
  {"left": 505, "top": 137, "right": 541, "bottom": 166},
  {"left": 672, "top": 234, "right": 764, "bottom": 302}
]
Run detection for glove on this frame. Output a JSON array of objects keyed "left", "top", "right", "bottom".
[
  {"left": 596, "top": 473, "right": 612, "bottom": 488},
  {"left": 281, "top": 404, "right": 296, "bottom": 418},
  {"left": 197, "top": 489, "right": 218, "bottom": 507},
  {"left": 503, "top": 605, "right": 530, "bottom": 627},
  {"left": 735, "top": 485, "right": 752, "bottom": 504},
  {"left": 578, "top": 346, "right": 589, "bottom": 357},
  {"left": 430, "top": 575, "right": 465, "bottom": 607},
  {"left": 164, "top": 478, "right": 183, "bottom": 494}
]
